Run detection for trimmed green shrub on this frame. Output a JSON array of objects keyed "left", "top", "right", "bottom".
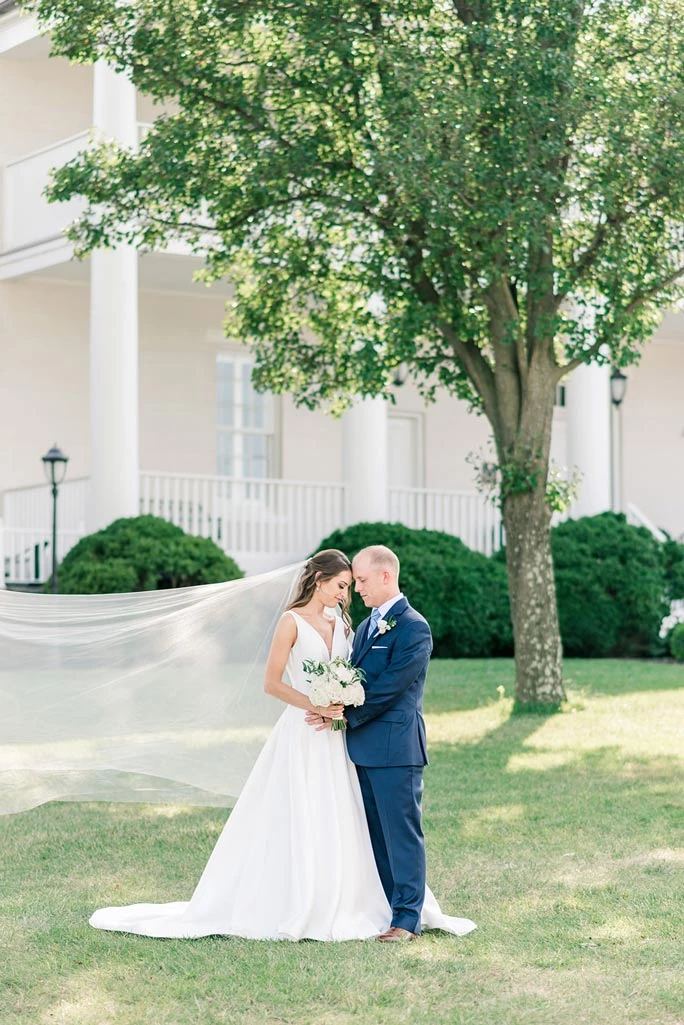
[
  {"left": 670, "top": 623, "right": 684, "bottom": 662},
  {"left": 314, "top": 521, "right": 513, "bottom": 658},
  {"left": 58, "top": 515, "right": 243, "bottom": 594},
  {"left": 552, "top": 513, "right": 668, "bottom": 657},
  {"left": 663, "top": 539, "right": 684, "bottom": 602}
]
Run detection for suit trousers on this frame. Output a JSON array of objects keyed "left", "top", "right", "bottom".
[{"left": 356, "top": 764, "right": 426, "bottom": 934}]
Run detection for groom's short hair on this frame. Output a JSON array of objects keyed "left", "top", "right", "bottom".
[{"left": 355, "top": 545, "right": 400, "bottom": 577}]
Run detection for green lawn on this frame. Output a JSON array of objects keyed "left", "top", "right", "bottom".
[{"left": 2, "top": 660, "right": 684, "bottom": 1025}]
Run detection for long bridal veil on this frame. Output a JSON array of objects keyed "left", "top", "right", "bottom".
[{"left": 0, "top": 564, "right": 301, "bottom": 816}]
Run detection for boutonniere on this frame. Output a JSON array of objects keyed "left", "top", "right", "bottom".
[{"left": 377, "top": 616, "right": 397, "bottom": 635}]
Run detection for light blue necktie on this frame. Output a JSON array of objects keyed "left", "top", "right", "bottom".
[{"left": 368, "top": 608, "right": 381, "bottom": 641}]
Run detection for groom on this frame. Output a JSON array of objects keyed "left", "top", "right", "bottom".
[{"left": 307, "top": 544, "right": 432, "bottom": 942}]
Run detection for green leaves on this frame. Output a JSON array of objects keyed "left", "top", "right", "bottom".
[
  {"left": 57, "top": 514, "right": 244, "bottom": 592},
  {"left": 29, "top": 0, "right": 684, "bottom": 416}
]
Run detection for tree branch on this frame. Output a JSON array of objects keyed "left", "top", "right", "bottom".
[
  {"left": 558, "top": 186, "right": 670, "bottom": 305},
  {"left": 440, "top": 320, "right": 500, "bottom": 433},
  {"left": 450, "top": 1, "right": 486, "bottom": 26},
  {"left": 622, "top": 262, "right": 684, "bottom": 316},
  {"left": 555, "top": 260, "right": 684, "bottom": 379},
  {"left": 398, "top": 231, "right": 500, "bottom": 427},
  {"left": 553, "top": 335, "right": 604, "bottom": 381}
]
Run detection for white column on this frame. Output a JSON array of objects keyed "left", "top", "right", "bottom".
[
  {"left": 341, "top": 397, "right": 388, "bottom": 525},
  {"left": 0, "top": 518, "right": 5, "bottom": 589},
  {"left": 88, "top": 63, "right": 139, "bottom": 530},
  {"left": 566, "top": 361, "right": 612, "bottom": 517}
]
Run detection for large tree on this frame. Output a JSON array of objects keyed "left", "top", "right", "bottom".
[{"left": 32, "top": 0, "right": 684, "bottom": 706}]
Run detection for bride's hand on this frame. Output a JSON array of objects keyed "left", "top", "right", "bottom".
[
  {"left": 305, "top": 711, "right": 333, "bottom": 731},
  {"left": 315, "top": 703, "right": 345, "bottom": 719}
]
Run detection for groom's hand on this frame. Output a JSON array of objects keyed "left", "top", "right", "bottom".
[{"left": 305, "top": 712, "right": 332, "bottom": 731}]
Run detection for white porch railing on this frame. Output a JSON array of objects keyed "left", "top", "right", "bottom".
[
  {"left": 626, "top": 502, "right": 668, "bottom": 543},
  {"left": 3, "top": 477, "right": 89, "bottom": 531},
  {"left": 389, "top": 487, "right": 503, "bottom": 556},
  {"left": 2, "top": 473, "right": 508, "bottom": 584},
  {"left": 0, "top": 523, "right": 85, "bottom": 586},
  {"left": 139, "top": 472, "right": 345, "bottom": 561}
]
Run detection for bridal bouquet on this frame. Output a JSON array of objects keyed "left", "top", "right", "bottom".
[{"left": 302, "top": 656, "right": 366, "bottom": 731}]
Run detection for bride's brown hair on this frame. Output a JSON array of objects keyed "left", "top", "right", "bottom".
[{"left": 287, "top": 549, "right": 353, "bottom": 628}]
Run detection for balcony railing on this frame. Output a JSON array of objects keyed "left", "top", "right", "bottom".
[
  {"left": 2, "top": 132, "right": 90, "bottom": 252},
  {"left": 1, "top": 124, "right": 155, "bottom": 255}
]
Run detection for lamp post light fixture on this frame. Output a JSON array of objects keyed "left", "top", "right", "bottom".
[
  {"left": 41, "top": 444, "right": 69, "bottom": 593},
  {"left": 392, "top": 362, "right": 409, "bottom": 387},
  {"left": 610, "top": 368, "right": 628, "bottom": 408},
  {"left": 609, "top": 369, "right": 628, "bottom": 514}
]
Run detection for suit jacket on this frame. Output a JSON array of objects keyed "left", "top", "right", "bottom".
[{"left": 345, "top": 597, "right": 432, "bottom": 768}]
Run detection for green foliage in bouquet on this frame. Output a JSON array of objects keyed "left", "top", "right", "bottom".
[
  {"left": 315, "top": 521, "right": 513, "bottom": 659},
  {"left": 57, "top": 515, "right": 243, "bottom": 594},
  {"left": 551, "top": 513, "right": 668, "bottom": 658}
]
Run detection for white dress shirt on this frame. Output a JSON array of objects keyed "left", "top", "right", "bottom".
[{"left": 374, "top": 592, "right": 404, "bottom": 622}]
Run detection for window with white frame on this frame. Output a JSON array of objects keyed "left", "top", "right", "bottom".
[{"left": 216, "top": 354, "right": 275, "bottom": 479}]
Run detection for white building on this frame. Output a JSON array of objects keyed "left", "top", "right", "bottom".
[{"left": 1, "top": 2, "right": 682, "bottom": 583}]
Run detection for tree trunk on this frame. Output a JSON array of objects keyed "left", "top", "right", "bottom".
[{"left": 503, "top": 487, "right": 566, "bottom": 708}]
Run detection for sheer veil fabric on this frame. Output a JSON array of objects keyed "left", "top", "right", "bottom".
[
  {"left": 1, "top": 569, "right": 476, "bottom": 940},
  {"left": 0, "top": 564, "right": 302, "bottom": 816}
]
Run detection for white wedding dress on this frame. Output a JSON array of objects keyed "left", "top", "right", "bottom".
[{"left": 90, "top": 610, "right": 476, "bottom": 941}]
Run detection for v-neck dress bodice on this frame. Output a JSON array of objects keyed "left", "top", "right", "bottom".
[{"left": 284, "top": 610, "right": 347, "bottom": 694}]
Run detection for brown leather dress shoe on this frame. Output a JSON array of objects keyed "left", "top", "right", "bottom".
[{"left": 376, "top": 926, "right": 419, "bottom": 942}]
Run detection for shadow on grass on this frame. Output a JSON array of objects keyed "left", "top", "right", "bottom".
[
  {"left": 3, "top": 700, "right": 684, "bottom": 1025},
  {"left": 426, "top": 657, "right": 684, "bottom": 715},
  {"left": 426, "top": 708, "right": 684, "bottom": 865},
  {"left": 562, "top": 658, "right": 684, "bottom": 699},
  {"left": 426, "top": 659, "right": 516, "bottom": 714}
]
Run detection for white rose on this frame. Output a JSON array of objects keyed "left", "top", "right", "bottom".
[
  {"left": 377, "top": 619, "right": 389, "bottom": 634},
  {"left": 309, "top": 682, "right": 331, "bottom": 706},
  {"left": 347, "top": 682, "right": 365, "bottom": 706}
]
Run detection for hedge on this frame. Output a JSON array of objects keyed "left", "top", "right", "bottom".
[
  {"left": 57, "top": 515, "right": 243, "bottom": 593},
  {"left": 314, "top": 521, "right": 513, "bottom": 658},
  {"left": 670, "top": 623, "right": 684, "bottom": 662},
  {"left": 552, "top": 513, "right": 668, "bottom": 658},
  {"left": 663, "top": 539, "right": 684, "bottom": 602},
  {"left": 316, "top": 514, "right": 672, "bottom": 659}
]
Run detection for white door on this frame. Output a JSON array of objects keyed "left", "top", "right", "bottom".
[{"left": 388, "top": 414, "right": 423, "bottom": 488}]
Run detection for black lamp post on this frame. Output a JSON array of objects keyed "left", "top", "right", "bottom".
[
  {"left": 41, "top": 444, "right": 69, "bottom": 593},
  {"left": 610, "top": 369, "right": 628, "bottom": 512}
]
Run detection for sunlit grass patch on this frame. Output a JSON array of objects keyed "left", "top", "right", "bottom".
[{"left": 2, "top": 659, "right": 684, "bottom": 1025}]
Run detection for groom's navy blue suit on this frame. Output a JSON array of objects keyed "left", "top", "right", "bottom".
[{"left": 345, "top": 596, "right": 432, "bottom": 935}]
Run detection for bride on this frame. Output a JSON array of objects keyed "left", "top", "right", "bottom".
[{"left": 90, "top": 549, "right": 476, "bottom": 941}]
